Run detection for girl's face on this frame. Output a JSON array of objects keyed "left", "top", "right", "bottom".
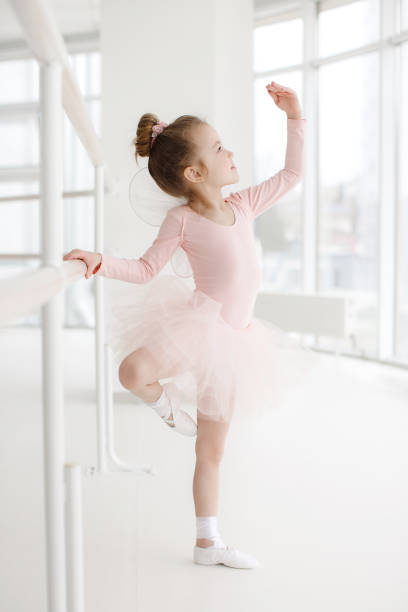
[{"left": 187, "top": 124, "right": 239, "bottom": 188}]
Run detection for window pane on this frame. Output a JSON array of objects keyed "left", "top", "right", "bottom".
[
  {"left": 0, "top": 59, "right": 39, "bottom": 103},
  {"left": 397, "top": 42, "right": 408, "bottom": 359},
  {"left": 318, "top": 0, "right": 380, "bottom": 57},
  {"left": 318, "top": 53, "right": 379, "bottom": 357},
  {"left": 63, "top": 99, "right": 101, "bottom": 191},
  {"left": 0, "top": 188, "right": 96, "bottom": 257},
  {"left": 0, "top": 200, "right": 39, "bottom": 254},
  {"left": 402, "top": 0, "right": 408, "bottom": 30},
  {"left": 254, "top": 19, "right": 303, "bottom": 73},
  {"left": 88, "top": 52, "right": 101, "bottom": 97},
  {"left": 0, "top": 259, "right": 41, "bottom": 326},
  {"left": 0, "top": 116, "right": 39, "bottom": 166},
  {"left": 69, "top": 51, "right": 101, "bottom": 97},
  {"left": 254, "top": 71, "right": 303, "bottom": 291},
  {"left": 64, "top": 196, "right": 95, "bottom": 254},
  {"left": 0, "top": 182, "right": 38, "bottom": 254},
  {"left": 0, "top": 181, "right": 38, "bottom": 196}
]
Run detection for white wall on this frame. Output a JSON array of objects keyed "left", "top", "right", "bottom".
[{"left": 100, "top": 0, "right": 253, "bottom": 265}]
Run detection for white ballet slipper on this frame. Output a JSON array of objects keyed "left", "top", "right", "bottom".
[
  {"left": 193, "top": 543, "right": 261, "bottom": 569},
  {"left": 161, "top": 382, "right": 197, "bottom": 437}
]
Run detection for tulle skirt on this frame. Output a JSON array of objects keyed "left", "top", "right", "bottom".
[{"left": 103, "top": 274, "right": 342, "bottom": 424}]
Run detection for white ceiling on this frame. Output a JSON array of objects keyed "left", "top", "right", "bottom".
[
  {"left": 0, "top": 0, "right": 302, "bottom": 44},
  {"left": 0, "top": 0, "right": 100, "bottom": 42}
]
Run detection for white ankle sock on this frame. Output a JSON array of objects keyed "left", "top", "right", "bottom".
[
  {"left": 147, "top": 387, "right": 171, "bottom": 419},
  {"left": 196, "top": 515, "right": 226, "bottom": 549}
]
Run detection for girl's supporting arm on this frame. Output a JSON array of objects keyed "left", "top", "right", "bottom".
[{"left": 94, "top": 208, "right": 183, "bottom": 283}]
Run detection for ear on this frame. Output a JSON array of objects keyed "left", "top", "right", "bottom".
[{"left": 183, "top": 165, "right": 202, "bottom": 183}]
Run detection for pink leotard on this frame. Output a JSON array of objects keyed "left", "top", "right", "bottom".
[{"left": 95, "top": 117, "right": 306, "bottom": 329}]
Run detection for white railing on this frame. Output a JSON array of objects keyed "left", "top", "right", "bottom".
[{"left": 2, "top": 2, "right": 156, "bottom": 612}]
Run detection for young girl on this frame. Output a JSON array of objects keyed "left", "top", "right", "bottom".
[{"left": 63, "top": 81, "right": 321, "bottom": 569}]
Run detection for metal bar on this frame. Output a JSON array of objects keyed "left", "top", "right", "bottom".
[
  {"left": 65, "top": 465, "right": 85, "bottom": 612},
  {"left": 93, "top": 169, "right": 156, "bottom": 475},
  {"left": 0, "top": 253, "right": 40, "bottom": 259},
  {"left": 302, "top": 0, "right": 318, "bottom": 296},
  {"left": 40, "top": 59, "right": 67, "bottom": 612},
  {"left": 0, "top": 260, "right": 85, "bottom": 325},
  {"left": 0, "top": 166, "right": 40, "bottom": 181},
  {"left": 378, "top": 0, "right": 398, "bottom": 359},
  {"left": 94, "top": 165, "right": 107, "bottom": 472},
  {"left": 105, "top": 344, "right": 157, "bottom": 475}
]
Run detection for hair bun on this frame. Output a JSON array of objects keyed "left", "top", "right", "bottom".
[{"left": 132, "top": 112, "right": 160, "bottom": 162}]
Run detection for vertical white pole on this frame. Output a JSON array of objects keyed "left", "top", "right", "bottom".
[
  {"left": 95, "top": 165, "right": 107, "bottom": 471},
  {"left": 378, "top": 0, "right": 398, "bottom": 359},
  {"left": 40, "top": 60, "right": 67, "bottom": 612},
  {"left": 301, "top": 0, "right": 319, "bottom": 348},
  {"left": 302, "top": 0, "right": 318, "bottom": 296},
  {"left": 65, "top": 465, "right": 85, "bottom": 612}
]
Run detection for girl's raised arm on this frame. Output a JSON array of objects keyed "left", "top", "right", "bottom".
[
  {"left": 231, "top": 117, "right": 306, "bottom": 219},
  {"left": 94, "top": 208, "right": 183, "bottom": 283}
]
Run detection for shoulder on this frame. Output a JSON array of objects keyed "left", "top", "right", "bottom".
[
  {"left": 159, "top": 205, "right": 187, "bottom": 240},
  {"left": 225, "top": 191, "right": 252, "bottom": 221},
  {"left": 166, "top": 204, "right": 192, "bottom": 227},
  {"left": 167, "top": 204, "right": 187, "bottom": 218}
]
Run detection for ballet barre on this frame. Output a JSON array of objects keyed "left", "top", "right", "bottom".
[{"left": 1, "top": 2, "right": 155, "bottom": 612}]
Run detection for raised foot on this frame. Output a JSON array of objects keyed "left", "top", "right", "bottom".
[{"left": 162, "top": 411, "right": 175, "bottom": 427}]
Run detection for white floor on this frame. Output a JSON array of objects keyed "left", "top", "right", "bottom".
[{"left": 1, "top": 327, "right": 408, "bottom": 612}]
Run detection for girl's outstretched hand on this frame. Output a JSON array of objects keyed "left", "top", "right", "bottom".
[
  {"left": 63, "top": 249, "right": 102, "bottom": 279},
  {"left": 265, "top": 81, "right": 302, "bottom": 119}
]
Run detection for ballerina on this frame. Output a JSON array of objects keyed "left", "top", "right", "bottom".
[{"left": 63, "top": 81, "right": 320, "bottom": 569}]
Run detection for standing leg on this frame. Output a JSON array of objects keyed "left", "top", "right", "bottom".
[{"left": 193, "top": 402, "right": 231, "bottom": 548}]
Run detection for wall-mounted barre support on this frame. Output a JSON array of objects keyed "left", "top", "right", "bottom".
[{"left": 40, "top": 58, "right": 67, "bottom": 612}]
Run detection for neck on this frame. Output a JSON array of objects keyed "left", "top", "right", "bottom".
[{"left": 188, "top": 190, "right": 226, "bottom": 213}]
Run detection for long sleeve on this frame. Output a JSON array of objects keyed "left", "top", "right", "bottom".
[
  {"left": 95, "top": 208, "right": 183, "bottom": 283},
  {"left": 231, "top": 117, "right": 306, "bottom": 219}
]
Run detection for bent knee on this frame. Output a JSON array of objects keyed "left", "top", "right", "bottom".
[{"left": 118, "top": 356, "right": 149, "bottom": 390}]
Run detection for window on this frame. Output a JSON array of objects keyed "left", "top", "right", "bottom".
[
  {"left": 397, "top": 41, "right": 408, "bottom": 360},
  {"left": 318, "top": 0, "right": 380, "bottom": 57},
  {"left": 318, "top": 52, "right": 379, "bottom": 357},
  {"left": 254, "top": 0, "right": 407, "bottom": 365},
  {"left": 402, "top": 0, "right": 408, "bottom": 31},
  {"left": 254, "top": 18, "right": 303, "bottom": 73}
]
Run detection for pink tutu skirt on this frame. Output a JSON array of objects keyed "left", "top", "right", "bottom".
[{"left": 104, "top": 274, "right": 330, "bottom": 424}]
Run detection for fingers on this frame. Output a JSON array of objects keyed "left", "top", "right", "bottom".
[
  {"left": 266, "top": 81, "right": 295, "bottom": 96},
  {"left": 268, "top": 90, "right": 278, "bottom": 104},
  {"left": 62, "top": 249, "right": 89, "bottom": 277},
  {"left": 62, "top": 249, "right": 99, "bottom": 280},
  {"left": 63, "top": 248, "right": 82, "bottom": 260},
  {"left": 265, "top": 83, "right": 277, "bottom": 99},
  {"left": 86, "top": 258, "right": 98, "bottom": 279}
]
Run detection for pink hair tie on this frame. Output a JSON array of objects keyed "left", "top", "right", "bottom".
[{"left": 150, "top": 121, "right": 168, "bottom": 148}]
